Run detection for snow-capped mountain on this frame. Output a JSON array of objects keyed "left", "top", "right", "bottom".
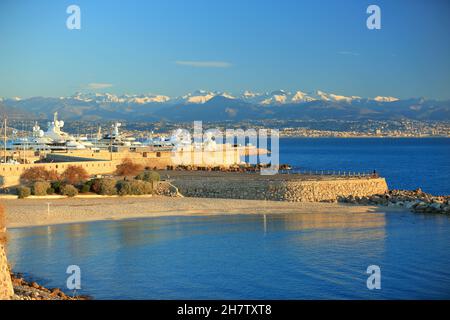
[
  {"left": 67, "top": 92, "right": 171, "bottom": 104},
  {"left": 373, "top": 96, "right": 400, "bottom": 102},
  {"left": 312, "top": 90, "right": 361, "bottom": 103},
  {"left": 239, "top": 90, "right": 315, "bottom": 105},
  {"left": 172, "top": 90, "right": 236, "bottom": 104},
  {"left": 291, "top": 91, "right": 316, "bottom": 103},
  {"left": 1, "top": 89, "right": 448, "bottom": 122},
  {"left": 39, "top": 89, "right": 403, "bottom": 106}
]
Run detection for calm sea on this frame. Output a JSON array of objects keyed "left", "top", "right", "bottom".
[
  {"left": 279, "top": 137, "right": 450, "bottom": 195},
  {"left": 8, "top": 212, "right": 450, "bottom": 299},
  {"left": 7, "top": 138, "right": 450, "bottom": 299}
]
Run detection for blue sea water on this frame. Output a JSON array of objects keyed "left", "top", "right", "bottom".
[
  {"left": 6, "top": 138, "right": 450, "bottom": 299},
  {"left": 8, "top": 212, "right": 450, "bottom": 299},
  {"left": 279, "top": 138, "right": 450, "bottom": 195}
]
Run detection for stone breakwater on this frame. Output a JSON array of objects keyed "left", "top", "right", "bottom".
[
  {"left": 338, "top": 189, "right": 450, "bottom": 214},
  {"left": 164, "top": 171, "right": 388, "bottom": 202},
  {"left": 10, "top": 273, "right": 88, "bottom": 300}
]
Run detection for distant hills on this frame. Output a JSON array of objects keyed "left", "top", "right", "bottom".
[{"left": 1, "top": 90, "right": 449, "bottom": 122}]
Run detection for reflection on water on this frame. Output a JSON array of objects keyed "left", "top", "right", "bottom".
[{"left": 7, "top": 211, "right": 450, "bottom": 299}]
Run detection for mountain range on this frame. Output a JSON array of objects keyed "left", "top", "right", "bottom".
[{"left": 0, "top": 90, "right": 449, "bottom": 122}]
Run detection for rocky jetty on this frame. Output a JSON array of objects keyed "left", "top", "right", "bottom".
[
  {"left": 338, "top": 189, "right": 450, "bottom": 214},
  {"left": 155, "top": 181, "right": 183, "bottom": 197},
  {"left": 11, "top": 273, "right": 89, "bottom": 300}
]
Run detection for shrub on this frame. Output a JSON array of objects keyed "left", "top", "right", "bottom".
[
  {"left": 51, "top": 181, "right": 63, "bottom": 194},
  {"left": 116, "top": 180, "right": 153, "bottom": 196},
  {"left": 135, "top": 171, "right": 160, "bottom": 183},
  {"left": 32, "top": 181, "right": 51, "bottom": 196},
  {"left": 62, "top": 166, "right": 89, "bottom": 185},
  {"left": 20, "top": 167, "right": 60, "bottom": 184},
  {"left": 132, "top": 180, "right": 151, "bottom": 195},
  {"left": 116, "top": 180, "right": 133, "bottom": 196},
  {"left": 47, "top": 169, "right": 60, "bottom": 181},
  {"left": 88, "top": 179, "right": 100, "bottom": 194},
  {"left": 115, "top": 158, "right": 143, "bottom": 176},
  {"left": 80, "top": 183, "right": 91, "bottom": 193},
  {"left": 17, "top": 186, "right": 31, "bottom": 199},
  {"left": 46, "top": 187, "right": 55, "bottom": 195},
  {"left": 136, "top": 171, "right": 160, "bottom": 192},
  {"left": 141, "top": 181, "right": 154, "bottom": 194},
  {"left": 61, "top": 184, "right": 78, "bottom": 197},
  {"left": 131, "top": 180, "right": 147, "bottom": 195},
  {"left": 96, "top": 178, "right": 117, "bottom": 195}
]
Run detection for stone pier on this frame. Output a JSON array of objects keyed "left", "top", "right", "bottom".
[{"left": 162, "top": 171, "right": 389, "bottom": 202}]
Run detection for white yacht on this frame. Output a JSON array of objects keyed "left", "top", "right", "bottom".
[
  {"left": 92, "top": 122, "right": 144, "bottom": 149},
  {"left": 8, "top": 113, "right": 238, "bottom": 154},
  {"left": 12, "top": 112, "right": 89, "bottom": 151}
]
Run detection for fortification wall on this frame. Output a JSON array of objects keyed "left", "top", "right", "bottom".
[
  {"left": 0, "top": 244, "right": 13, "bottom": 300},
  {"left": 170, "top": 175, "right": 388, "bottom": 202},
  {"left": 46, "top": 148, "right": 244, "bottom": 169},
  {"left": 0, "top": 147, "right": 254, "bottom": 187},
  {"left": 0, "top": 160, "right": 121, "bottom": 187},
  {"left": 1, "top": 209, "right": 13, "bottom": 299},
  {"left": 0, "top": 145, "right": 268, "bottom": 187}
]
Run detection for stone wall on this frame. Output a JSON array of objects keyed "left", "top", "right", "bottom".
[
  {"left": 170, "top": 174, "right": 388, "bottom": 202},
  {"left": 0, "top": 244, "right": 13, "bottom": 300},
  {"left": 45, "top": 147, "right": 248, "bottom": 169},
  {"left": 0, "top": 145, "right": 269, "bottom": 188},
  {"left": 0, "top": 160, "right": 121, "bottom": 187},
  {"left": 0, "top": 205, "right": 14, "bottom": 299}
]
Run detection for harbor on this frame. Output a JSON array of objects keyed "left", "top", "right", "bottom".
[{"left": 0, "top": 113, "right": 268, "bottom": 188}]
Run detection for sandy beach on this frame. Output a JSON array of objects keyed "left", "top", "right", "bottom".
[{"left": 1, "top": 195, "right": 383, "bottom": 228}]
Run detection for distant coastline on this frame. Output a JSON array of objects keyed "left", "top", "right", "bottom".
[{"left": 279, "top": 135, "right": 450, "bottom": 138}]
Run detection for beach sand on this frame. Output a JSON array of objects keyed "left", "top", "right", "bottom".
[{"left": 2, "top": 195, "right": 382, "bottom": 228}]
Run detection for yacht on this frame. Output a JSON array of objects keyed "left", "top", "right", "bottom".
[
  {"left": 91, "top": 122, "right": 144, "bottom": 149},
  {"left": 11, "top": 112, "right": 89, "bottom": 151}
]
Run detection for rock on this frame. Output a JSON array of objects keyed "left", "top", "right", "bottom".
[
  {"left": 12, "top": 277, "right": 24, "bottom": 286},
  {"left": 430, "top": 203, "right": 442, "bottom": 210},
  {"left": 405, "top": 201, "right": 418, "bottom": 209},
  {"left": 51, "top": 288, "right": 61, "bottom": 294}
]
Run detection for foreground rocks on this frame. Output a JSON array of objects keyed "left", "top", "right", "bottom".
[
  {"left": 11, "top": 273, "right": 89, "bottom": 300},
  {"left": 338, "top": 189, "right": 450, "bottom": 214}
]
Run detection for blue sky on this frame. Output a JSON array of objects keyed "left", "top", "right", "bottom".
[{"left": 0, "top": 0, "right": 449, "bottom": 99}]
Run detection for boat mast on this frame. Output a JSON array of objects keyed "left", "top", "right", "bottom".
[
  {"left": 109, "top": 125, "right": 113, "bottom": 161},
  {"left": 3, "top": 118, "right": 7, "bottom": 163}
]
